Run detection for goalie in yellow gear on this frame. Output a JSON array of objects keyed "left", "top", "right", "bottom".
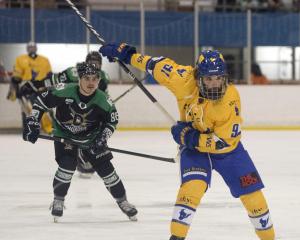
[{"left": 7, "top": 41, "right": 53, "bottom": 134}]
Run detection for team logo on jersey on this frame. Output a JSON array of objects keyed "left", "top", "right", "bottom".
[
  {"left": 78, "top": 102, "right": 87, "bottom": 109},
  {"left": 240, "top": 172, "right": 261, "bottom": 188},
  {"left": 73, "top": 114, "right": 83, "bottom": 125},
  {"left": 60, "top": 107, "right": 94, "bottom": 134}
]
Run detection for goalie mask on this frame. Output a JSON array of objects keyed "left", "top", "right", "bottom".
[
  {"left": 76, "top": 62, "right": 99, "bottom": 79},
  {"left": 26, "top": 41, "right": 37, "bottom": 59},
  {"left": 195, "top": 50, "right": 228, "bottom": 100},
  {"left": 86, "top": 51, "right": 102, "bottom": 70}
]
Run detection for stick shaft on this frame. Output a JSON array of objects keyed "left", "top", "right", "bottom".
[
  {"left": 64, "top": 0, "right": 175, "bottom": 124},
  {"left": 113, "top": 83, "right": 137, "bottom": 103},
  {"left": 38, "top": 134, "right": 175, "bottom": 163}
]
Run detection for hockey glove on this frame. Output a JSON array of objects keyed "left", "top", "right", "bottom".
[
  {"left": 89, "top": 127, "right": 114, "bottom": 155},
  {"left": 23, "top": 116, "right": 40, "bottom": 143},
  {"left": 90, "top": 138, "right": 107, "bottom": 155},
  {"left": 171, "top": 121, "right": 200, "bottom": 150},
  {"left": 99, "top": 43, "right": 136, "bottom": 64},
  {"left": 18, "top": 81, "right": 36, "bottom": 98}
]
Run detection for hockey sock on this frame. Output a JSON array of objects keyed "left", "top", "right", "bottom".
[
  {"left": 240, "top": 190, "right": 275, "bottom": 240},
  {"left": 170, "top": 180, "right": 207, "bottom": 238},
  {"left": 53, "top": 166, "right": 75, "bottom": 198},
  {"left": 102, "top": 169, "right": 126, "bottom": 200},
  {"left": 94, "top": 160, "right": 126, "bottom": 200}
]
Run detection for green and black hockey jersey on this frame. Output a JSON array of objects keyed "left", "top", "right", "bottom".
[{"left": 32, "top": 83, "right": 118, "bottom": 144}]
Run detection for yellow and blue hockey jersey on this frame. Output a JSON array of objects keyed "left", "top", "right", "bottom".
[
  {"left": 131, "top": 54, "right": 242, "bottom": 154},
  {"left": 13, "top": 54, "right": 52, "bottom": 81}
]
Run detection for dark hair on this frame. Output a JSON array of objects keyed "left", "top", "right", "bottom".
[
  {"left": 76, "top": 62, "right": 99, "bottom": 78},
  {"left": 86, "top": 51, "right": 102, "bottom": 66},
  {"left": 251, "top": 63, "right": 263, "bottom": 76}
]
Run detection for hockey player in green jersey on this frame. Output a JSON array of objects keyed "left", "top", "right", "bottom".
[
  {"left": 53, "top": 51, "right": 110, "bottom": 93},
  {"left": 100, "top": 43, "right": 275, "bottom": 240},
  {"left": 51, "top": 51, "right": 110, "bottom": 177},
  {"left": 19, "top": 51, "right": 110, "bottom": 178},
  {"left": 22, "top": 62, "right": 138, "bottom": 222}
]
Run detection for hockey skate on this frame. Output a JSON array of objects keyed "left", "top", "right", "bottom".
[
  {"left": 49, "top": 199, "right": 65, "bottom": 223},
  {"left": 169, "top": 235, "right": 185, "bottom": 240},
  {"left": 117, "top": 200, "right": 138, "bottom": 221}
]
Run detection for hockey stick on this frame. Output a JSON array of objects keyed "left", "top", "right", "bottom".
[
  {"left": 113, "top": 83, "right": 137, "bottom": 103},
  {"left": 19, "top": 96, "right": 32, "bottom": 117},
  {"left": 38, "top": 134, "right": 175, "bottom": 163},
  {"left": 64, "top": 0, "right": 175, "bottom": 124}
]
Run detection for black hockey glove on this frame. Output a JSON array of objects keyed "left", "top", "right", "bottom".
[
  {"left": 89, "top": 127, "right": 114, "bottom": 155},
  {"left": 23, "top": 116, "right": 40, "bottom": 143},
  {"left": 18, "top": 81, "right": 36, "bottom": 98},
  {"left": 90, "top": 138, "right": 107, "bottom": 155},
  {"left": 11, "top": 76, "right": 22, "bottom": 85}
]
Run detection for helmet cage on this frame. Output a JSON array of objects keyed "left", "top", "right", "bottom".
[
  {"left": 198, "top": 75, "right": 228, "bottom": 100},
  {"left": 195, "top": 50, "right": 228, "bottom": 100}
]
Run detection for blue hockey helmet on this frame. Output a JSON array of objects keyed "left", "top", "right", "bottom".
[{"left": 195, "top": 50, "right": 228, "bottom": 100}]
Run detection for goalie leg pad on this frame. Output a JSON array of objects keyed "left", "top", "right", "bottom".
[
  {"left": 171, "top": 180, "right": 207, "bottom": 238},
  {"left": 240, "top": 190, "right": 275, "bottom": 240}
]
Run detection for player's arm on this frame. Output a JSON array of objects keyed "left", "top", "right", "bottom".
[
  {"left": 171, "top": 101, "right": 242, "bottom": 153},
  {"left": 99, "top": 43, "right": 191, "bottom": 97},
  {"left": 90, "top": 98, "right": 118, "bottom": 154},
  {"left": 23, "top": 87, "right": 61, "bottom": 144},
  {"left": 33, "top": 67, "right": 77, "bottom": 91},
  {"left": 13, "top": 57, "right": 24, "bottom": 80},
  {"left": 101, "top": 96, "right": 119, "bottom": 140},
  {"left": 36, "top": 57, "right": 52, "bottom": 81},
  {"left": 44, "top": 67, "right": 76, "bottom": 87},
  {"left": 17, "top": 73, "right": 58, "bottom": 98}
]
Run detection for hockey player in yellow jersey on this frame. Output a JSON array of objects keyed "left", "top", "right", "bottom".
[
  {"left": 8, "top": 42, "right": 52, "bottom": 133},
  {"left": 99, "top": 43, "right": 275, "bottom": 240},
  {"left": 13, "top": 42, "right": 51, "bottom": 81}
]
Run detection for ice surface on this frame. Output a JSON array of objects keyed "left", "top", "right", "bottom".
[{"left": 0, "top": 131, "right": 299, "bottom": 240}]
